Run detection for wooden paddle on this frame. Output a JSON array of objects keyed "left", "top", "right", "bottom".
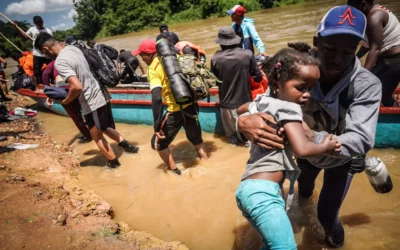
[
  {"left": 0, "top": 12, "right": 33, "bottom": 40},
  {"left": 0, "top": 31, "right": 24, "bottom": 53}
]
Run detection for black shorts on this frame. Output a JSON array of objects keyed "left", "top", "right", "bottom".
[
  {"left": 84, "top": 102, "right": 115, "bottom": 131},
  {"left": 33, "top": 56, "right": 51, "bottom": 80},
  {"left": 151, "top": 103, "right": 203, "bottom": 151}
]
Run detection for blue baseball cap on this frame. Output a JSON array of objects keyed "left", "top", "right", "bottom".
[{"left": 317, "top": 5, "right": 366, "bottom": 41}]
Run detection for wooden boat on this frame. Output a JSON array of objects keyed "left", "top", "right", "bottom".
[{"left": 16, "top": 86, "right": 400, "bottom": 148}]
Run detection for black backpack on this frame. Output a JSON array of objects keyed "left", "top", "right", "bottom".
[
  {"left": 74, "top": 44, "right": 120, "bottom": 88},
  {"left": 100, "top": 44, "right": 118, "bottom": 60}
]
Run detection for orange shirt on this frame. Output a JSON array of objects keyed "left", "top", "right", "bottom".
[{"left": 19, "top": 52, "right": 34, "bottom": 76}]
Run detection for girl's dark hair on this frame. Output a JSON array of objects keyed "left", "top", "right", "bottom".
[{"left": 261, "top": 42, "right": 319, "bottom": 92}]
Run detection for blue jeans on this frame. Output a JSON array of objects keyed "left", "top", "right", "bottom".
[{"left": 236, "top": 179, "right": 297, "bottom": 250}]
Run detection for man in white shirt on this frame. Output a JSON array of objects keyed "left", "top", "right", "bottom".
[{"left": 12, "top": 16, "right": 53, "bottom": 87}]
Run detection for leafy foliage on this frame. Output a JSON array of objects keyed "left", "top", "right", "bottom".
[
  {"left": 0, "top": 0, "right": 307, "bottom": 57},
  {"left": 73, "top": 0, "right": 296, "bottom": 39},
  {"left": 0, "top": 20, "right": 32, "bottom": 58}
]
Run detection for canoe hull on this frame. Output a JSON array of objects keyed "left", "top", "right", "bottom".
[
  {"left": 375, "top": 112, "right": 400, "bottom": 148},
  {"left": 18, "top": 88, "right": 400, "bottom": 148},
  {"left": 27, "top": 95, "right": 225, "bottom": 135}
]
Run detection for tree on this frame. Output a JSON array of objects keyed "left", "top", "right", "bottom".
[{"left": 0, "top": 20, "right": 32, "bottom": 57}]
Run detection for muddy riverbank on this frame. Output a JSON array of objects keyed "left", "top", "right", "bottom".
[{"left": 0, "top": 95, "right": 188, "bottom": 250}]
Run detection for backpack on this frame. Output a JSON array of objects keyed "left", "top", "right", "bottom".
[
  {"left": 74, "top": 44, "right": 120, "bottom": 88},
  {"left": 99, "top": 44, "right": 118, "bottom": 60},
  {"left": 178, "top": 54, "right": 221, "bottom": 100}
]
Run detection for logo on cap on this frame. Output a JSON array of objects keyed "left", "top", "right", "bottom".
[{"left": 338, "top": 7, "right": 355, "bottom": 26}]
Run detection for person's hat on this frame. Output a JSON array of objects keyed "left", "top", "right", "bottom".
[
  {"left": 159, "top": 24, "right": 169, "bottom": 33},
  {"left": 33, "top": 16, "right": 43, "bottom": 23},
  {"left": 132, "top": 40, "right": 157, "bottom": 56},
  {"left": 227, "top": 5, "right": 246, "bottom": 16},
  {"left": 214, "top": 26, "right": 241, "bottom": 46},
  {"left": 65, "top": 36, "right": 74, "bottom": 45},
  {"left": 317, "top": 5, "right": 366, "bottom": 41}
]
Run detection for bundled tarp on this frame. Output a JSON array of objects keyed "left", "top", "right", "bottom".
[
  {"left": 156, "top": 40, "right": 193, "bottom": 105},
  {"left": 43, "top": 86, "right": 68, "bottom": 100}
]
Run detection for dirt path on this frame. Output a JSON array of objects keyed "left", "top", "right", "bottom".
[{"left": 0, "top": 95, "right": 188, "bottom": 250}]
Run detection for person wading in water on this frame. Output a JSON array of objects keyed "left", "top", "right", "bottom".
[
  {"left": 235, "top": 45, "right": 341, "bottom": 250},
  {"left": 133, "top": 40, "right": 208, "bottom": 175},
  {"left": 211, "top": 26, "right": 263, "bottom": 146},
  {"left": 12, "top": 16, "right": 52, "bottom": 88},
  {"left": 35, "top": 33, "right": 139, "bottom": 168},
  {"left": 348, "top": 0, "right": 400, "bottom": 107},
  {"left": 237, "top": 6, "right": 381, "bottom": 248}
]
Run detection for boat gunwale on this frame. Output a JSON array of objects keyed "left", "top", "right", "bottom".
[{"left": 16, "top": 88, "right": 400, "bottom": 113}]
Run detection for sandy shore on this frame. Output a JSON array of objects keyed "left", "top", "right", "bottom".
[{"left": 0, "top": 95, "right": 188, "bottom": 250}]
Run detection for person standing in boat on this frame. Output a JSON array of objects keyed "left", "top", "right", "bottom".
[
  {"left": 237, "top": 6, "right": 381, "bottom": 248},
  {"left": 227, "top": 5, "right": 267, "bottom": 56},
  {"left": 211, "top": 26, "right": 263, "bottom": 146},
  {"left": 11, "top": 16, "right": 52, "bottom": 88},
  {"left": 156, "top": 24, "right": 180, "bottom": 45},
  {"left": 117, "top": 49, "right": 146, "bottom": 83},
  {"left": 87, "top": 39, "right": 96, "bottom": 49},
  {"left": 133, "top": 40, "right": 208, "bottom": 175},
  {"left": 34, "top": 33, "right": 139, "bottom": 168},
  {"left": 348, "top": 0, "right": 400, "bottom": 107}
]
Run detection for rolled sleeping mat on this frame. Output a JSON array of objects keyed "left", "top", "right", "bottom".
[{"left": 156, "top": 40, "right": 193, "bottom": 105}]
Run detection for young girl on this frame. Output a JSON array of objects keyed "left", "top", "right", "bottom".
[{"left": 235, "top": 44, "right": 341, "bottom": 250}]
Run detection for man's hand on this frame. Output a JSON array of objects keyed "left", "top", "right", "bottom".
[
  {"left": 237, "top": 113, "right": 285, "bottom": 150},
  {"left": 155, "top": 131, "right": 165, "bottom": 139},
  {"left": 46, "top": 98, "right": 54, "bottom": 106},
  {"left": 260, "top": 52, "right": 268, "bottom": 57}
]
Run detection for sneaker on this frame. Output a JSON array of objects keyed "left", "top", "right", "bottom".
[
  {"left": 78, "top": 135, "right": 92, "bottom": 143},
  {"left": 170, "top": 168, "right": 182, "bottom": 175},
  {"left": 119, "top": 139, "right": 139, "bottom": 154},
  {"left": 325, "top": 222, "right": 345, "bottom": 248},
  {"left": 107, "top": 158, "right": 121, "bottom": 168}
]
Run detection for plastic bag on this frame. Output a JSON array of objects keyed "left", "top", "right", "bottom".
[{"left": 11, "top": 68, "right": 35, "bottom": 91}]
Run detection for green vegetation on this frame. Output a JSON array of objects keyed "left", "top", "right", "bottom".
[
  {"left": 94, "top": 227, "right": 117, "bottom": 238},
  {"left": 0, "top": 0, "right": 308, "bottom": 57},
  {"left": 71, "top": 0, "right": 306, "bottom": 39},
  {"left": 0, "top": 20, "right": 32, "bottom": 58}
]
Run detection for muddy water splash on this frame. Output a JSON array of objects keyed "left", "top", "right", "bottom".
[{"left": 36, "top": 0, "right": 400, "bottom": 249}]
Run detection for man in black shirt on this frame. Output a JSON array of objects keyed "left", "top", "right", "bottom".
[
  {"left": 117, "top": 49, "right": 146, "bottom": 83},
  {"left": 156, "top": 24, "right": 180, "bottom": 45},
  {"left": 211, "top": 26, "right": 262, "bottom": 145}
]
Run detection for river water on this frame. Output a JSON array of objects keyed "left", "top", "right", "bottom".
[{"left": 36, "top": 0, "right": 400, "bottom": 249}]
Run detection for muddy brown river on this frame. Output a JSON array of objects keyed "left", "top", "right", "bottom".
[{"left": 34, "top": 0, "right": 400, "bottom": 249}]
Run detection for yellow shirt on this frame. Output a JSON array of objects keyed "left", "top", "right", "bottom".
[{"left": 148, "top": 57, "right": 190, "bottom": 112}]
